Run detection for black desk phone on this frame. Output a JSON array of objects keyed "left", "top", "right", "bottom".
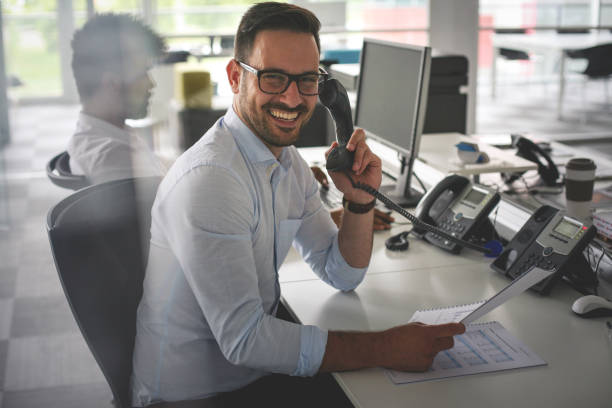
[
  {"left": 319, "top": 78, "right": 501, "bottom": 256},
  {"left": 413, "top": 174, "right": 500, "bottom": 253},
  {"left": 491, "top": 205, "right": 597, "bottom": 295}
]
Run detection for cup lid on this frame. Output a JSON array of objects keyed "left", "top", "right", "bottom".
[{"left": 566, "top": 157, "right": 596, "bottom": 170}]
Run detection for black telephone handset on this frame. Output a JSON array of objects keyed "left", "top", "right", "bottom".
[
  {"left": 413, "top": 174, "right": 501, "bottom": 253},
  {"left": 491, "top": 205, "right": 597, "bottom": 295},
  {"left": 318, "top": 78, "right": 501, "bottom": 256},
  {"left": 319, "top": 79, "right": 355, "bottom": 172},
  {"left": 505, "top": 136, "right": 560, "bottom": 186}
]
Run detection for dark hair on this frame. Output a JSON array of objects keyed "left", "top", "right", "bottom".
[
  {"left": 234, "top": 2, "right": 321, "bottom": 63},
  {"left": 71, "top": 13, "right": 166, "bottom": 100}
]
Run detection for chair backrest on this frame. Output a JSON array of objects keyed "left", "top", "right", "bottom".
[
  {"left": 47, "top": 177, "right": 161, "bottom": 408},
  {"left": 494, "top": 29, "right": 530, "bottom": 60},
  {"left": 556, "top": 28, "right": 589, "bottom": 34},
  {"left": 46, "top": 151, "right": 90, "bottom": 190},
  {"left": 579, "top": 43, "right": 612, "bottom": 78}
]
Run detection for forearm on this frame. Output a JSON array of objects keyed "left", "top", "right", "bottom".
[
  {"left": 318, "top": 330, "right": 384, "bottom": 372},
  {"left": 318, "top": 322, "right": 465, "bottom": 373},
  {"left": 338, "top": 208, "right": 374, "bottom": 268}
]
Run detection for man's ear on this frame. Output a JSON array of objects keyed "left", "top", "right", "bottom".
[
  {"left": 100, "top": 71, "right": 121, "bottom": 93},
  {"left": 226, "top": 59, "right": 241, "bottom": 94}
]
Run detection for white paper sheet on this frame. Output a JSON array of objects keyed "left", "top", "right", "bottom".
[
  {"left": 461, "top": 266, "right": 556, "bottom": 324},
  {"left": 387, "top": 321, "right": 547, "bottom": 384},
  {"left": 409, "top": 266, "right": 556, "bottom": 325}
]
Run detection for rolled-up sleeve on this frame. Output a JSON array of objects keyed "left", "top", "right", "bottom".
[
  {"left": 294, "top": 325, "right": 328, "bottom": 376},
  {"left": 155, "top": 165, "right": 321, "bottom": 375},
  {"left": 293, "top": 176, "right": 368, "bottom": 292}
]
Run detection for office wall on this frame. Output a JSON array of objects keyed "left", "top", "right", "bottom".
[{"left": 429, "top": 0, "right": 478, "bottom": 134}]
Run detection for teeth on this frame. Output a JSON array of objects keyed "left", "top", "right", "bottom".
[{"left": 270, "top": 109, "right": 298, "bottom": 121}]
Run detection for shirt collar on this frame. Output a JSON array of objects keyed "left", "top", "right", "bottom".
[
  {"left": 78, "top": 112, "right": 132, "bottom": 139},
  {"left": 224, "top": 106, "right": 293, "bottom": 170}
]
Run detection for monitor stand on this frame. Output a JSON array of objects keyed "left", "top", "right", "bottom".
[
  {"left": 379, "top": 185, "right": 422, "bottom": 208},
  {"left": 379, "top": 156, "right": 423, "bottom": 208}
]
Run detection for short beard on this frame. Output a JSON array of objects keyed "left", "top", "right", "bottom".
[{"left": 237, "top": 91, "right": 313, "bottom": 148}]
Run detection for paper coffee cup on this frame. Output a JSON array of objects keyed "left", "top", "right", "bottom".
[{"left": 565, "top": 158, "right": 596, "bottom": 219}]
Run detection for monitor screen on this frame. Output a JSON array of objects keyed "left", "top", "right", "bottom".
[{"left": 354, "top": 39, "right": 431, "bottom": 207}]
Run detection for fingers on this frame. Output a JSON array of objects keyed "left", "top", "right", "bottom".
[
  {"left": 310, "top": 166, "right": 329, "bottom": 187},
  {"left": 374, "top": 209, "right": 394, "bottom": 223},
  {"left": 433, "top": 323, "right": 466, "bottom": 338},
  {"left": 346, "top": 128, "right": 365, "bottom": 151},
  {"left": 434, "top": 336, "right": 455, "bottom": 352},
  {"left": 373, "top": 220, "right": 390, "bottom": 231},
  {"left": 346, "top": 129, "right": 369, "bottom": 174},
  {"left": 324, "top": 142, "right": 338, "bottom": 159},
  {"left": 371, "top": 209, "right": 394, "bottom": 231},
  {"left": 352, "top": 140, "right": 368, "bottom": 174}
]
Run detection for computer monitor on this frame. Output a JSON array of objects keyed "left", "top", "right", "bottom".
[{"left": 354, "top": 38, "right": 431, "bottom": 207}]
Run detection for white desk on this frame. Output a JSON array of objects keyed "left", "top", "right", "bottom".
[
  {"left": 418, "top": 133, "right": 537, "bottom": 176},
  {"left": 491, "top": 32, "right": 612, "bottom": 119},
  {"left": 280, "top": 236, "right": 612, "bottom": 407},
  {"left": 299, "top": 134, "right": 537, "bottom": 182},
  {"left": 279, "top": 224, "right": 485, "bottom": 283}
]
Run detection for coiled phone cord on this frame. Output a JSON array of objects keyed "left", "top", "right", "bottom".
[{"left": 343, "top": 171, "right": 494, "bottom": 255}]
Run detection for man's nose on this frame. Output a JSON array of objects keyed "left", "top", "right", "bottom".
[
  {"left": 279, "top": 79, "right": 302, "bottom": 106},
  {"left": 147, "top": 72, "right": 156, "bottom": 89}
]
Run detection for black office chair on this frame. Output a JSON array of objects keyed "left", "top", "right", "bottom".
[
  {"left": 47, "top": 177, "right": 161, "bottom": 408},
  {"left": 494, "top": 28, "right": 530, "bottom": 61},
  {"left": 46, "top": 151, "right": 89, "bottom": 190},
  {"left": 566, "top": 43, "right": 612, "bottom": 106}
]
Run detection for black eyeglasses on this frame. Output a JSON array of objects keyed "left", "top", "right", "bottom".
[{"left": 237, "top": 61, "right": 329, "bottom": 96}]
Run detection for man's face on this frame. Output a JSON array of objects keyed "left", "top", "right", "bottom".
[
  {"left": 230, "top": 30, "right": 320, "bottom": 153},
  {"left": 119, "top": 40, "right": 155, "bottom": 120}
]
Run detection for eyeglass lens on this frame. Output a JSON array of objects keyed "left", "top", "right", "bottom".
[{"left": 259, "top": 72, "right": 322, "bottom": 95}]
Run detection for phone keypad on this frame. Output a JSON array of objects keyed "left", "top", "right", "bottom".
[
  {"left": 426, "top": 216, "right": 469, "bottom": 252},
  {"left": 514, "top": 249, "right": 556, "bottom": 275}
]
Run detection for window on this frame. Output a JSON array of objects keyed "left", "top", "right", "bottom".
[{"left": 2, "top": 1, "right": 62, "bottom": 98}]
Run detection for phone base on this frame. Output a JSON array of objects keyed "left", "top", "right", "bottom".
[{"left": 379, "top": 185, "right": 423, "bottom": 208}]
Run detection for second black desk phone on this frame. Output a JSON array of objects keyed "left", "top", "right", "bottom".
[{"left": 491, "top": 205, "right": 597, "bottom": 294}]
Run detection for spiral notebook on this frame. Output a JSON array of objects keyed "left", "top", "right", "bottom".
[{"left": 410, "top": 266, "right": 556, "bottom": 326}]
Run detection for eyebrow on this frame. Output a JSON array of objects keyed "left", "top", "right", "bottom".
[{"left": 259, "top": 67, "right": 321, "bottom": 76}]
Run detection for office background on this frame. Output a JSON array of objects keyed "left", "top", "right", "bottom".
[{"left": 2, "top": 0, "right": 612, "bottom": 407}]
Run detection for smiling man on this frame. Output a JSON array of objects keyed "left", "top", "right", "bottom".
[{"left": 131, "top": 3, "right": 463, "bottom": 407}]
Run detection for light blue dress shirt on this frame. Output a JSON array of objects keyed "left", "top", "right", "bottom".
[{"left": 131, "top": 107, "right": 367, "bottom": 406}]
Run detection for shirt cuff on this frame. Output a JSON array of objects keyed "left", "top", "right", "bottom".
[
  {"left": 325, "top": 235, "right": 368, "bottom": 291},
  {"left": 293, "top": 325, "right": 328, "bottom": 376}
]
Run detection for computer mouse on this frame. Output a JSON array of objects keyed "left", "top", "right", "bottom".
[{"left": 571, "top": 295, "right": 612, "bottom": 318}]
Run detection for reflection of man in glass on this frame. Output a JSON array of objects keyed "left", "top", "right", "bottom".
[{"left": 67, "top": 13, "right": 167, "bottom": 184}]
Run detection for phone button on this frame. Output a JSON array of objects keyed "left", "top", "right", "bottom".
[
  {"left": 542, "top": 247, "right": 554, "bottom": 257},
  {"left": 454, "top": 213, "right": 463, "bottom": 221}
]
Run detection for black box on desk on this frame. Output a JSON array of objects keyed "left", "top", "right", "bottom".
[
  {"left": 423, "top": 54, "right": 468, "bottom": 135},
  {"left": 176, "top": 107, "right": 226, "bottom": 151}
]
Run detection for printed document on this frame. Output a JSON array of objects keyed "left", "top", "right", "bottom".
[
  {"left": 386, "top": 321, "right": 546, "bottom": 384},
  {"left": 390, "top": 266, "right": 554, "bottom": 384}
]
